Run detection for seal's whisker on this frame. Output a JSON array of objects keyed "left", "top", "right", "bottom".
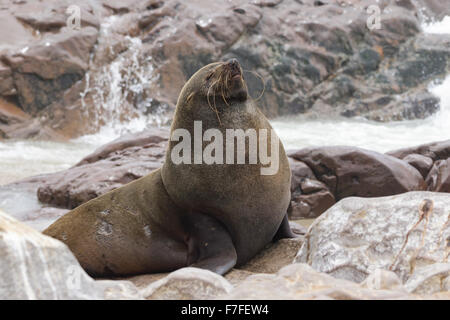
[
  {"left": 243, "top": 69, "right": 266, "bottom": 101},
  {"left": 207, "top": 78, "right": 222, "bottom": 125}
]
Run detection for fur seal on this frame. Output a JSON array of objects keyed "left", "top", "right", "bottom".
[{"left": 43, "top": 59, "right": 294, "bottom": 276}]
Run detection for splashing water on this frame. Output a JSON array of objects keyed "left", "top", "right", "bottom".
[
  {"left": 272, "top": 75, "right": 450, "bottom": 152},
  {"left": 79, "top": 15, "right": 169, "bottom": 142},
  {"left": 0, "top": 15, "right": 450, "bottom": 186},
  {"left": 272, "top": 15, "right": 450, "bottom": 152},
  {"left": 422, "top": 16, "right": 450, "bottom": 34}
]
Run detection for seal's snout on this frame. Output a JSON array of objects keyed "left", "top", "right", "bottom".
[{"left": 226, "top": 59, "right": 241, "bottom": 78}]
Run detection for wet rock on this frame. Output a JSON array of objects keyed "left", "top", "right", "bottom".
[
  {"left": 77, "top": 128, "right": 169, "bottom": 165},
  {"left": 0, "top": 98, "right": 29, "bottom": 127},
  {"left": 37, "top": 128, "right": 168, "bottom": 209},
  {"left": 1, "top": 118, "right": 67, "bottom": 141},
  {"left": 425, "top": 159, "right": 450, "bottom": 192},
  {"left": 140, "top": 267, "right": 233, "bottom": 300},
  {"left": 290, "top": 146, "right": 426, "bottom": 200},
  {"left": 387, "top": 139, "right": 450, "bottom": 162},
  {"left": 288, "top": 157, "right": 336, "bottom": 218},
  {"left": 0, "top": 209, "right": 141, "bottom": 299},
  {"left": 295, "top": 192, "right": 450, "bottom": 290},
  {"left": 289, "top": 188, "right": 336, "bottom": 219},
  {"left": 288, "top": 157, "right": 317, "bottom": 187},
  {"left": 3, "top": 26, "right": 98, "bottom": 114},
  {"left": 403, "top": 154, "right": 434, "bottom": 178}
]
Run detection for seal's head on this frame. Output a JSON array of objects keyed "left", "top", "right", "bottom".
[
  {"left": 205, "top": 58, "right": 248, "bottom": 103},
  {"left": 180, "top": 59, "right": 248, "bottom": 110}
]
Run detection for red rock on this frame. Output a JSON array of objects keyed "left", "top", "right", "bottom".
[
  {"left": 289, "top": 146, "right": 426, "bottom": 200},
  {"left": 387, "top": 140, "right": 450, "bottom": 162},
  {"left": 0, "top": 98, "right": 29, "bottom": 124},
  {"left": 425, "top": 159, "right": 450, "bottom": 192},
  {"left": 37, "top": 129, "right": 168, "bottom": 209},
  {"left": 288, "top": 188, "right": 336, "bottom": 219},
  {"left": 403, "top": 154, "right": 434, "bottom": 179},
  {"left": 3, "top": 27, "right": 98, "bottom": 114}
]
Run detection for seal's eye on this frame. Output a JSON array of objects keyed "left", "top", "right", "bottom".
[{"left": 206, "top": 71, "right": 214, "bottom": 81}]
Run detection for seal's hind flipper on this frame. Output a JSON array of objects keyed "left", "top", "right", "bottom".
[
  {"left": 272, "top": 214, "right": 296, "bottom": 241},
  {"left": 185, "top": 212, "right": 237, "bottom": 275}
]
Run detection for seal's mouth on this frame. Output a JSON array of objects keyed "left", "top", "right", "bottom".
[
  {"left": 204, "top": 59, "right": 247, "bottom": 114},
  {"left": 227, "top": 59, "right": 242, "bottom": 80}
]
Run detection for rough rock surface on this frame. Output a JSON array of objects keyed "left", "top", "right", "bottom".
[
  {"left": 1, "top": 206, "right": 448, "bottom": 300},
  {"left": 3, "top": 27, "right": 98, "bottom": 114},
  {"left": 221, "top": 263, "right": 419, "bottom": 300},
  {"left": 388, "top": 139, "right": 450, "bottom": 191},
  {"left": 425, "top": 159, "right": 450, "bottom": 193},
  {"left": 295, "top": 192, "right": 450, "bottom": 292},
  {"left": 387, "top": 139, "right": 450, "bottom": 162},
  {"left": 0, "top": 209, "right": 141, "bottom": 299},
  {"left": 36, "top": 129, "right": 168, "bottom": 209},
  {"left": 290, "top": 146, "right": 426, "bottom": 200},
  {"left": 140, "top": 267, "right": 234, "bottom": 300},
  {"left": 0, "top": 0, "right": 449, "bottom": 139}
]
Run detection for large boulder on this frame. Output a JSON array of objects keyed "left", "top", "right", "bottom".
[
  {"left": 221, "top": 263, "right": 422, "bottom": 300},
  {"left": 402, "top": 154, "right": 434, "bottom": 179},
  {"left": 295, "top": 192, "right": 450, "bottom": 294},
  {"left": 0, "top": 209, "right": 141, "bottom": 299},
  {"left": 288, "top": 157, "right": 336, "bottom": 219},
  {"left": 3, "top": 26, "right": 98, "bottom": 114},
  {"left": 289, "top": 146, "right": 426, "bottom": 200},
  {"left": 388, "top": 140, "right": 450, "bottom": 190},
  {"left": 37, "top": 128, "right": 168, "bottom": 209},
  {"left": 387, "top": 139, "right": 450, "bottom": 162}
]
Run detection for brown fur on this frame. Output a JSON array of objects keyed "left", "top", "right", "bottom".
[{"left": 43, "top": 61, "right": 292, "bottom": 276}]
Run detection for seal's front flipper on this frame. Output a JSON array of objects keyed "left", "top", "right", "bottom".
[
  {"left": 186, "top": 213, "right": 237, "bottom": 275},
  {"left": 272, "top": 213, "right": 296, "bottom": 241}
]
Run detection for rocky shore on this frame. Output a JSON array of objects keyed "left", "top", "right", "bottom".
[
  {"left": 22, "top": 128, "right": 450, "bottom": 221},
  {"left": 1, "top": 130, "right": 449, "bottom": 299},
  {"left": 1, "top": 190, "right": 448, "bottom": 300},
  {"left": 1, "top": 0, "right": 450, "bottom": 300},
  {"left": 1, "top": 0, "right": 450, "bottom": 140}
]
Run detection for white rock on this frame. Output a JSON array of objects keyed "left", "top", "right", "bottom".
[
  {"left": 141, "top": 267, "right": 233, "bottom": 300},
  {"left": 361, "top": 269, "right": 405, "bottom": 291},
  {"left": 221, "top": 263, "right": 416, "bottom": 300},
  {"left": 404, "top": 263, "right": 450, "bottom": 294},
  {"left": 0, "top": 210, "right": 141, "bottom": 299},
  {"left": 295, "top": 192, "right": 450, "bottom": 294}
]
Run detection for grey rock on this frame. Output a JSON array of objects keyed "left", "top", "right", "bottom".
[
  {"left": 221, "top": 263, "right": 417, "bottom": 300},
  {"left": 295, "top": 191, "right": 450, "bottom": 291},
  {"left": 140, "top": 267, "right": 233, "bottom": 300},
  {"left": 0, "top": 209, "right": 141, "bottom": 299}
]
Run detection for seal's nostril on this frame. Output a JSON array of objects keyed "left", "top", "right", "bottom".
[{"left": 227, "top": 58, "right": 239, "bottom": 68}]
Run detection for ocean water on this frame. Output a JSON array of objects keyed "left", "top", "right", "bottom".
[{"left": 0, "top": 15, "right": 449, "bottom": 186}]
